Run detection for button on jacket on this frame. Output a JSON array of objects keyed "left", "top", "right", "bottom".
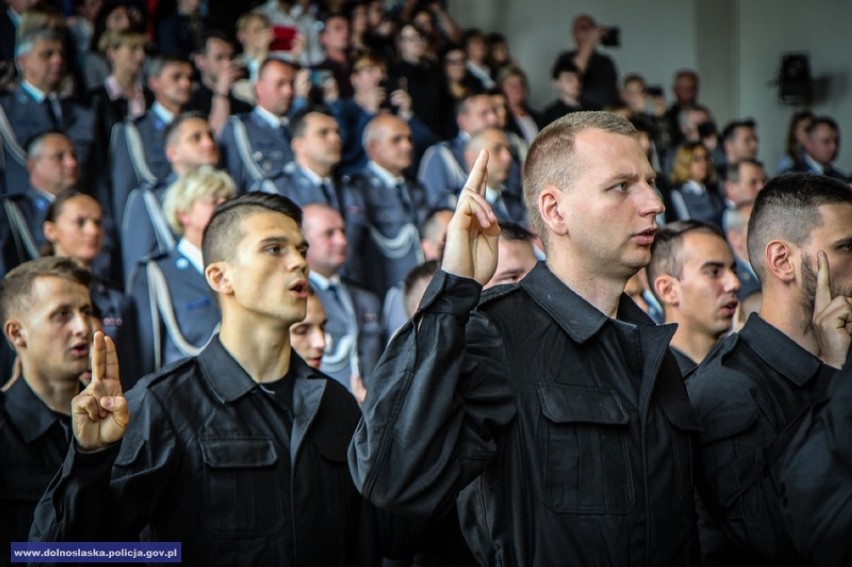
[
  {"left": 31, "top": 336, "right": 406, "bottom": 566},
  {"left": 350, "top": 263, "right": 702, "bottom": 566},
  {"left": 687, "top": 313, "right": 834, "bottom": 565}
]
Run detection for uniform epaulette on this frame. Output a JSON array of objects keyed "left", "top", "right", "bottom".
[
  {"left": 136, "top": 356, "right": 199, "bottom": 391},
  {"left": 478, "top": 282, "right": 521, "bottom": 307}
]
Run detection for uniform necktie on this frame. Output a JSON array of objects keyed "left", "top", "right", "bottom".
[{"left": 43, "top": 97, "right": 59, "bottom": 128}]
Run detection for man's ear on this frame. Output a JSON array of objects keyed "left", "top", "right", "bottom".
[
  {"left": 653, "top": 275, "right": 679, "bottom": 306},
  {"left": 3, "top": 320, "right": 25, "bottom": 349},
  {"left": 205, "top": 261, "right": 232, "bottom": 295},
  {"left": 539, "top": 185, "right": 568, "bottom": 238},
  {"left": 764, "top": 240, "right": 796, "bottom": 283}
]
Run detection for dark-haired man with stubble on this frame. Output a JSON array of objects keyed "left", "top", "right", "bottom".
[
  {"left": 30, "top": 192, "right": 414, "bottom": 565},
  {"left": 0, "top": 257, "right": 93, "bottom": 557},
  {"left": 687, "top": 173, "right": 852, "bottom": 565}
]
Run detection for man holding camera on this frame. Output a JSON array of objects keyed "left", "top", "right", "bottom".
[{"left": 553, "top": 14, "right": 620, "bottom": 109}]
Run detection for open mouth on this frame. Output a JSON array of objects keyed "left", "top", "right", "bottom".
[
  {"left": 289, "top": 279, "right": 308, "bottom": 298},
  {"left": 70, "top": 343, "right": 89, "bottom": 358},
  {"left": 720, "top": 300, "right": 739, "bottom": 317}
]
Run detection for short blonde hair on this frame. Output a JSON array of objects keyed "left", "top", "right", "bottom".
[
  {"left": 523, "top": 111, "right": 636, "bottom": 248},
  {"left": 162, "top": 167, "right": 237, "bottom": 235}
]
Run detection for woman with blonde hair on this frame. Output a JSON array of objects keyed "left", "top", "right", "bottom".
[
  {"left": 127, "top": 167, "right": 236, "bottom": 377},
  {"left": 668, "top": 141, "right": 725, "bottom": 227}
]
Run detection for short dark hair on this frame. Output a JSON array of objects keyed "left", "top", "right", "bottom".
[
  {"left": 289, "top": 106, "right": 335, "bottom": 139},
  {"left": 647, "top": 220, "right": 726, "bottom": 302},
  {"left": 147, "top": 53, "right": 192, "bottom": 77},
  {"left": 258, "top": 55, "right": 299, "bottom": 78},
  {"left": 199, "top": 30, "right": 234, "bottom": 54},
  {"left": 499, "top": 222, "right": 534, "bottom": 242},
  {"left": 164, "top": 111, "right": 208, "bottom": 146},
  {"left": 747, "top": 173, "right": 852, "bottom": 282},
  {"left": 0, "top": 257, "right": 93, "bottom": 325},
  {"left": 721, "top": 119, "right": 756, "bottom": 144},
  {"left": 551, "top": 58, "right": 580, "bottom": 80},
  {"left": 202, "top": 192, "right": 303, "bottom": 268},
  {"left": 724, "top": 158, "right": 764, "bottom": 184},
  {"left": 806, "top": 116, "right": 839, "bottom": 136}
]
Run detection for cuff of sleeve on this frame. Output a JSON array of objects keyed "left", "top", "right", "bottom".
[
  {"left": 417, "top": 270, "right": 482, "bottom": 321},
  {"left": 70, "top": 440, "right": 121, "bottom": 471}
]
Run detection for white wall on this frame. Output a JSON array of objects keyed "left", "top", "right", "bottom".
[{"left": 447, "top": 0, "right": 852, "bottom": 173}]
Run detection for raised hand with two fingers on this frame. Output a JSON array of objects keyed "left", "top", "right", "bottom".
[{"left": 72, "top": 331, "right": 130, "bottom": 451}]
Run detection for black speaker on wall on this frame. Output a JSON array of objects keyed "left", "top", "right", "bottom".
[{"left": 779, "top": 53, "right": 812, "bottom": 105}]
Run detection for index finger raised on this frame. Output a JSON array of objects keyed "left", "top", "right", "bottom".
[
  {"left": 815, "top": 250, "right": 834, "bottom": 314},
  {"left": 462, "top": 149, "right": 489, "bottom": 199}
]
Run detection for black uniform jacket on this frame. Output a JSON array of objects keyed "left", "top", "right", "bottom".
[
  {"left": 30, "top": 335, "right": 416, "bottom": 565},
  {"left": 350, "top": 263, "right": 702, "bottom": 566},
  {"left": 687, "top": 314, "right": 834, "bottom": 565}
]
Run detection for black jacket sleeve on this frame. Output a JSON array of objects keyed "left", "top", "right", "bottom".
[{"left": 348, "top": 270, "right": 517, "bottom": 516}]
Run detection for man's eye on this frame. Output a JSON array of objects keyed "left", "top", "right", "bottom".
[{"left": 265, "top": 245, "right": 281, "bottom": 254}]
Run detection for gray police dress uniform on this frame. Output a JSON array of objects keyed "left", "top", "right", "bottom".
[{"left": 218, "top": 109, "right": 293, "bottom": 193}]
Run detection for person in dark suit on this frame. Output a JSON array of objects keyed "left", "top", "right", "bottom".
[
  {"left": 0, "top": 27, "right": 98, "bottom": 198},
  {"left": 1, "top": 0, "right": 35, "bottom": 66},
  {"left": 127, "top": 166, "right": 235, "bottom": 377},
  {"left": 109, "top": 54, "right": 193, "bottom": 224},
  {"left": 303, "top": 203, "right": 382, "bottom": 402},
  {"left": 218, "top": 57, "right": 298, "bottom": 192},
  {"left": 789, "top": 116, "right": 849, "bottom": 182},
  {"left": 88, "top": 29, "right": 148, "bottom": 166}
]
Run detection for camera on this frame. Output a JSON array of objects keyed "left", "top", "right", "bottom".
[
  {"left": 646, "top": 85, "right": 664, "bottom": 97},
  {"left": 600, "top": 26, "right": 620, "bottom": 47}
]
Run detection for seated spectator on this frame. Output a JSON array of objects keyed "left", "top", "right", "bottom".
[
  {"left": 41, "top": 190, "right": 140, "bottom": 388},
  {"left": 109, "top": 54, "right": 193, "bottom": 224},
  {"left": 553, "top": 13, "right": 620, "bottom": 109},
  {"left": 417, "top": 92, "right": 498, "bottom": 209},
  {"left": 348, "top": 114, "right": 428, "bottom": 298},
  {"left": 81, "top": 3, "right": 135, "bottom": 92},
  {"left": 486, "top": 32, "right": 513, "bottom": 80},
  {"left": 776, "top": 110, "right": 813, "bottom": 174},
  {"left": 463, "top": 127, "right": 527, "bottom": 225},
  {"left": 723, "top": 158, "right": 767, "bottom": 207},
  {"left": 484, "top": 222, "right": 538, "bottom": 289},
  {"left": 668, "top": 141, "right": 725, "bottom": 227},
  {"left": 88, "top": 29, "right": 148, "bottom": 164},
  {"left": 391, "top": 22, "right": 451, "bottom": 140},
  {"left": 333, "top": 52, "right": 435, "bottom": 174},
  {"left": 789, "top": 116, "right": 848, "bottom": 181},
  {"left": 120, "top": 112, "right": 220, "bottom": 281},
  {"left": 718, "top": 119, "right": 759, "bottom": 179},
  {"left": 232, "top": 11, "right": 273, "bottom": 104},
  {"left": 313, "top": 12, "right": 354, "bottom": 99},
  {"left": 219, "top": 56, "right": 299, "bottom": 192},
  {"left": 541, "top": 59, "right": 586, "bottom": 127},
  {"left": 303, "top": 203, "right": 382, "bottom": 401},
  {"left": 0, "top": 27, "right": 98, "bottom": 198},
  {"left": 188, "top": 31, "right": 253, "bottom": 136},
  {"left": 289, "top": 285, "right": 327, "bottom": 370},
  {"left": 127, "top": 166, "right": 234, "bottom": 377},
  {"left": 402, "top": 258, "right": 439, "bottom": 317},
  {"left": 441, "top": 43, "right": 483, "bottom": 120},
  {"left": 498, "top": 66, "right": 542, "bottom": 147},
  {"left": 462, "top": 28, "right": 493, "bottom": 89},
  {"left": 155, "top": 0, "right": 207, "bottom": 56},
  {"left": 254, "top": 0, "right": 324, "bottom": 66}
]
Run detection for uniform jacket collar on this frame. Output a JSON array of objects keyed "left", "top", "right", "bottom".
[
  {"left": 739, "top": 313, "right": 824, "bottom": 387},
  {"left": 4, "top": 377, "right": 68, "bottom": 443}
]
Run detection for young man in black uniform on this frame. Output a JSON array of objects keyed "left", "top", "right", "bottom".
[
  {"left": 30, "top": 193, "right": 413, "bottom": 565},
  {"left": 687, "top": 173, "right": 852, "bottom": 565},
  {"left": 1, "top": 257, "right": 93, "bottom": 558}
]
